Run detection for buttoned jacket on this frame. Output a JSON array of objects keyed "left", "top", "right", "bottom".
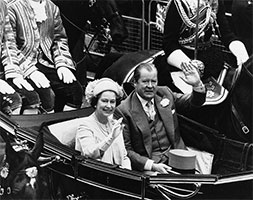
[
  {"left": 3, "top": 0, "right": 75, "bottom": 79},
  {"left": 0, "top": 0, "right": 19, "bottom": 78},
  {"left": 115, "top": 86, "right": 206, "bottom": 171}
]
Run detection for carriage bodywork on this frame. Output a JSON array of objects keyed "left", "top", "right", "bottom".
[{"left": 0, "top": 106, "right": 250, "bottom": 200}]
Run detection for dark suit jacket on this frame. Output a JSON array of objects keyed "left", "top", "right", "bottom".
[{"left": 114, "top": 86, "right": 206, "bottom": 171}]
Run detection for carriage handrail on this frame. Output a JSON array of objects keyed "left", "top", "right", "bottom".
[
  {"left": 154, "top": 183, "right": 201, "bottom": 199},
  {"left": 149, "top": 173, "right": 218, "bottom": 184},
  {"left": 214, "top": 170, "right": 253, "bottom": 185}
]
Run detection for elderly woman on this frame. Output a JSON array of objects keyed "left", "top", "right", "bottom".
[{"left": 75, "top": 78, "right": 131, "bottom": 169}]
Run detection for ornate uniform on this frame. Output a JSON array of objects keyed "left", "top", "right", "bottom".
[
  {"left": 0, "top": 0, "right": 22, "bottom": 114},
  {"left": 175, "top": 0, "right": 219, "bottom": 49},
  {"left": 163, "top": 0, "right": 237, "bottom": 79},
  {"left": 3, "top": 0, "right": 83, "bottom": 112}
]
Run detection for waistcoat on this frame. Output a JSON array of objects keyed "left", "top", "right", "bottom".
[{"left": 149, "top": 111, "right": 171, "bottom": 163}]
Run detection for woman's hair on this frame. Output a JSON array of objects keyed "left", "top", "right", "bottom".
[{"left": 90, "top": 92, "right": 122, "bottom": 108}]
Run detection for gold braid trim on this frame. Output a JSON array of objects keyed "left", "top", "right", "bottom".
[{"left": 174, "top": 0, "right": 217, "bottom": 45}]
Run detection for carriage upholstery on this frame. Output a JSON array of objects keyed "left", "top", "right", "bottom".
[{"left": 47, "top": 117, "right": 85, "bottom": 149}]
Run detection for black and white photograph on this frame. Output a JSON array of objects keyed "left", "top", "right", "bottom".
[{"left": 0, "top": 0, "right": 252, "bottom": 199}]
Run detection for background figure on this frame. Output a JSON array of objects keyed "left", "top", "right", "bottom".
[
  {"left": 231, "top": 0, "right": 252, "bottom": 55},
  {"left": 114, "top": 63, "right": 206, "bottom": 173},
  {"left": 4, "top": 0, "right": 83, "bottom": 113},
  {"left": 0, "top": 0, "right": 22, "bottom": 115},
  {"left": 75, "top": 78, "right": 131, "bottom": 170},
  {"left": 1, "top": 0, "right": 54, "bottom": 114},
  {"left": 162, "top": 0, "right": 249, "bottom": 81}
]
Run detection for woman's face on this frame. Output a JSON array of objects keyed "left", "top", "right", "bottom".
[{"left": 96, "top": 91, "right": 117, "bottom": 118}]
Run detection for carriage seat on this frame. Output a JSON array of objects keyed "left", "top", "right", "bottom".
[{"left": 48, "top": 118, "right": 85, "bottom": 149}]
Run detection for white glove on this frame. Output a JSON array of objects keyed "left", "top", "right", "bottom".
[
  {"left": 0, "top": 80, "right": 15, "bottom": 94},
  {"left": 110, "top": 117, "right": 123, "bottom": 140},
  {"left": 99, "top": 118, "right": 123, "bottom": 152},
  {"left": 57, "top": 67, "right": 76, "bottom": 84},
  {"left": 29, "top": 71, "right": 50, "bottom": 88},
  {"left": 229, "top": 40, "right": 249, "bottom": 66},
  {"left": 12, "top": 77, "right": 34, "bottom": 91}
]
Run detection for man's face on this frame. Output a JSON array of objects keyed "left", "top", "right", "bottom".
[{"left": 135, "top": 68, "right": 158, "bottom": 101}]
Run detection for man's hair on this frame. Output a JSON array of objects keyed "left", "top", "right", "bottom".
[{"left": 133, "top": 63, "right": 157, "bottom": 82}]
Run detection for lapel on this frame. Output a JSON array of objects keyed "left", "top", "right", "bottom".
[
  {"left": 131, "top": 93, "right": 152, "bottom": 157},
  {"left": 154, "top": 94, "right": 175, "bottom": 144}
]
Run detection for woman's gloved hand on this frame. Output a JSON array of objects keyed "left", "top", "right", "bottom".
[{"left": 110, "top": 117, "right": 123, "bottom": 139}]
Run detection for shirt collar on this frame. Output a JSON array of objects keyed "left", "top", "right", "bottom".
[
  {"left": 29, "top": 0, "right": 47, "bottom": 23},
  {"left": 136, "top": 92, "right": 154, "bottom": 108}
]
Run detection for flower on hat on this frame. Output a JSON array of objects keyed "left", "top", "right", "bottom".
[
  {"left": 85, "top": 79, "right": 100, "bottom": 104},
  {"left": 160, "top": 98, "right": 170, "bottom": 107},
  {"left": 85, "top": 78, "right": 124, "bottom": 104}
]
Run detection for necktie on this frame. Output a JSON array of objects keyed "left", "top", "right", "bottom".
[{"left": 146, "top": 101, "right": 155, "bottom": 121}]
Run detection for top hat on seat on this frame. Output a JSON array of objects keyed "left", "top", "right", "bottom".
[{"left": 169, "top": 149, "right": 196, "bottom": 174}]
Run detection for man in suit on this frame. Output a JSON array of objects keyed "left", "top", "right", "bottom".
[{"left": 114, "top": 62, "right": 206, "bottom": 173}]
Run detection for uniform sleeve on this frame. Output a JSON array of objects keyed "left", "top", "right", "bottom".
[
  {"left": 3, "top": 4, "right": 37, "bottom": 79},
  {"left": 51, "top": 5, "right": 75, "bottom": 70},
  {"left": 1, "top": 8, "right": 22, "bottom": 79},
  {"left": 162, "top": 0, "right": 183, "bottom": 57}
]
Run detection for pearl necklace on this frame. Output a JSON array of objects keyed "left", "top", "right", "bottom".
[{"left": 93, "top": 114, "right": 111, "bottom": 135}]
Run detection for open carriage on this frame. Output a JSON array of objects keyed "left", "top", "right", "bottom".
[
  {"left": 0, "top": 0, "right": 252, "bottom": 199},
  {"left": 1, "top": 46, "right": 252, "bottom": 199},
  {"left": 0, "top": 100, "right": 249, "bottom": 199},
  {"left": 2, "top": 48, "right": 252, "bottom": 199}
]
